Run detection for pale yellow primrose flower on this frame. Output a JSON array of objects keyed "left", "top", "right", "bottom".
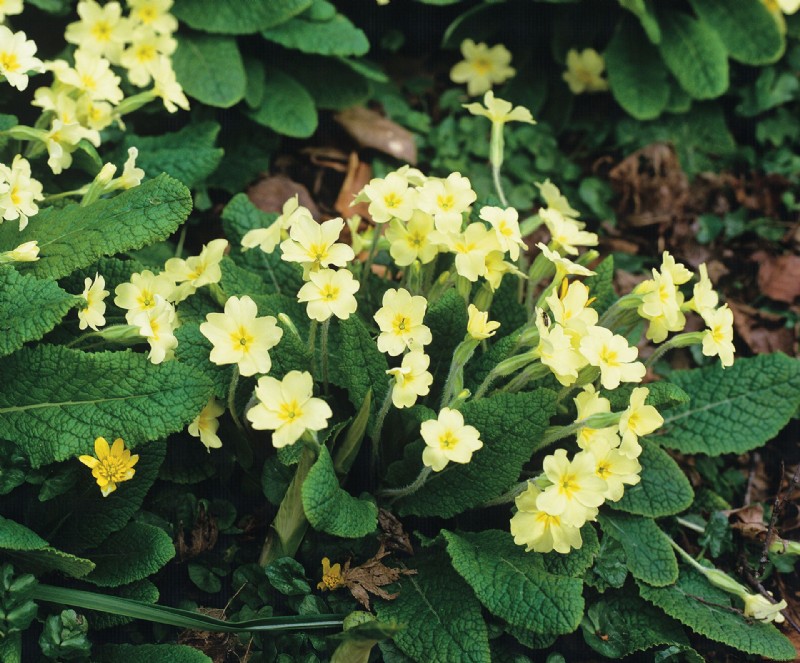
[
  {"left": 635, "top": 269, "right": 686, "bottom": 344},
  {"left": 0, "top": 155, "right": 44, "bottom": 230},
  {"left": 483, "top": 250, "right": 522, "bottom": 292},
  {"left": 128, "top": 0, "right": 179, "bottom": 34},
  {"left": 537, "top": 180, "right": 580, "bottom": 218},
  {"left": 563, "top": 48, "right": 609, "bottom": 94},
  {"left": 540, "top": 208, "right": 598, "bottom": 256},
  {"left": 76, "top": 95, "right": 114, "bottom": 134},
  {"left": 0, "top": 0, "right": 23, "bottom": 22},
  {"left": 78, "top": 273, "right": 109, "bottom": 331},
  {"left": 114, "top": 269, "right": 176, "bottom": 324},
  {"left": 0, "top": 240, "right": 39, "bottom": 263},
  {"left": 200, "top": 295, "right": 283, "bottom": 377},
  {"left": 65, "top": 0, "right": 133, "bottom": 63},
  {"left": 421, "top": 407, "right": 483, "bottom": 472},
  {"left": 450, "top": 39, "right": 515, "bottom": 97},
  {"left": 164, "top": 238, "right": 228, "bottom": 302},
  {"left": 618, "top": 387, "right": 663, "bottom": 459},
  {"left": 511, "top": 483, "right": 583, "bottom": 554},
  {"left": 687, "top": 263, "right": 718, "bottom": 318},
  {"left": 345, "top": 215, "right": 373, "bottom": 256},
  {"left": 537, "top": 448, "right": 607, "bottom": 527},
  {"left": 660, "top": 251, "right": 693, "bottom": 286},
  {"left": 416, "top": 172, "right": 476, "bottom": 234},
  {"left": 373, "top": 288, "right": 432, "bottom": 356},
  {"left": 78, "top": 436, "right": 138, "bottom": 497},
  {"left": 150, "top": 54, "right": 189, "bottom": 112},
  {"left": 360, "top": 172, "right": 417, "bottom": 224},
  {"left": 777, "top": 0, "right": 800, "bottom": 14},
  {"left": 56, "top": 50, "right": 124, "bottom": 104},
  {"left": 118, "top": 147, "right": 145, "bottom": 189},
  {"left": 574, "top": 385, "right": 620, "bottom": 451},
  {"left": 743, "top": 593, "right": 787, "bottom": 623},
  {"left": 296, "top": 268, "right": 360, "bottom": 322},
  {"left": 385, "top": 211, "right": 439, "bottom": 267},
  {"left": 280, "top": 216, "right": 355, "bottom": 277},
  {"left": 537, "top": 243, "right": 595, "bottom": 277},
  {"left": 467, "top": 304, "right": 500, "bottom": 340},
  {"left": 445, "top": 222, "right": 502, "bottom": 282},
  {"left": 243, "top": 196, "right": 311, "bottom": 255},
  {"left": 463, "top": 90, "right": 535, "bottom": 125},
  {"left": 535, "top": 309, "right": 587, "bottom": 386},
  {"left": 587, "top": 437, "right": 641, "bottom": 502},
  {"left": 387, "top": 349, "right": 434, "bottom": 409},
  {"left": 480, "top": 206, "right": 527, "bottom": 261},
  {"left": 247, "top": 370, "right": 332, "bottom": 448},
  {"left": 188, "top": 397, "right": 225, "bottom": 451},
  {"left": 579, "top": 326, "right": 646, "bottom": 390},
  {"left": 0, "top": 26, "right": 44, "bottom": 92},
  {"left": 701, "top": 304, "right": 735, "bottom": 368},
  {"left": 137, "top": 295, "right": 178, "bottom": 364},
  {"left": 121, "top": 27, "right": 176, "bottom": 87},
  {"left": 545, "top": 280, "right": 598, "bottom": 341},
  {"left": 44, "top": 119, "right": 90, "bottom": 174}
]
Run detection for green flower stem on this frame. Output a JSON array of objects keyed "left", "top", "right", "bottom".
[
  {"left": 113, "top": 90, "right": 158, "bottom": 117},
  {"left": 227, "top": 366, "right": 245, "bottom": 435},
  {"left": 676, "top": 516, "right": 706, "bottom": 534},
  {"left": 490, "top": 122, "right": 508, "bottom": 207},
  {"left": 41, "top": 187, "right": 89, "bottom": 204},
  {"left": 473, "top": 347, "right": 539, "bottom": 400},
  {"left": 472, "top": 282, "right": 494, "bottom": 311},
  {"left": 379, "top": 466, "right": 432, "bottom": 502},
  {"left": 320, "top": 318, "right": 330, "bottom": 395},
  {"left": 500, "top": 361, "right": 550, "bottom": 393},
  {"left": 440, "top": 337, "right": 479, "bottom": 408},
  {"left": 534, "top": 267, "right": 565, "bottom": 310},
  {"left": 597, "top": 294, "right": 641, "bottom": 331},
  {"left": 65, "top": 324, "right": 141, "bottom": 349},
  {"left": 481, "top": 479, "right": 532, "bottom": 507},
  {"left": 427, "top": 270, "right": 456, "bottom": 304},
  {"left": 208, "top": 283, "right": 228, "bottom": 307},
  {"left": 645, "top": 332, "right": 704, "bottom": 369},
  {"left": 359, "top": 222, "right": 385, "bottom": 289},
  {"left": 538, "top": 412, "right": 621, "bottom": 449},
  {"left": 259, "top": 438, "right": 318, "bottom": 567},
  {"left": 32, "top": 584, "right": 344, "bottom": 634},
  {"left": 370, "top": 383, "right": 394, "bottom": 476}
]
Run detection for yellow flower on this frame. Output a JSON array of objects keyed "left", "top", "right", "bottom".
[
  {"left": 700, "top": 305, "right": 735, "bottom": 368},
  {"left": 65, "top": 0, "right": 133, "bottom": 63},
  {"left": 586, "top": 438, "right": 641, "bottom": 502},
  {"left": 660, "top": 251, "right": 693, "bottom": 286},
  {"left": 574, "top": 384, "right": 620, "bottom": 451},
  {"left": 359, "top": 172, "right": 417, "bottom": 224},
  {"left": 540, "top": 208, "right": 598, "bottom": 256},
  {"left": 188, "top": 397, "right": 225, "bottom": 451},
  {"left": 0, "top": 0, "right": 23, "bottom": 22},
  {"left": 56, "top": 50, "right": 124, "bottom": 104},
  {"left": 535, "top": 309, "right": 587, "bottom": 386},
  {"left": 537, "top": 180, "right": 580, "bottom": 218},
  {"left": 536, "top": 448, "right": 607, "bottom": 527},
  {"left": 687, "top": 263, "right": 719, "bottom": 319},
  {"left": 136, "top": 295, "right": 179, "bottom": 365},
  {"left": 280, "top": 216, "right": 355, "bottom": 277},
  {"left": 373, "top": 288, "right": 432, "bottom": 356},
  {"left": 417, "top": 172, "right": 477, "bottom": 234},
  {"left": 545, "top": 280, "right": 598, "bottom": 341},
  {"left": 483, "top": 250, "right": 522, "bottom": 292},
  {"left": 163, "top": 238, "right": 228, "bottom": 302},
  {"left": 479, "top": 205, "right": 526, "bottom": 261},
  {"left": 450, "top": 39, "right": 515, "bottom": 96},
  {"left": 0, "top": 155, "right": 44, "bottom": 230},
  {"left": 78, "top": 436, "right": 138, "bottom": 497},
  {"left": 463, "top": 90, "right": 535, "bottom": 125},
  {"left": 443, "top": 222, "right": 501, "bottom": 282},
  {"left": 120, "top": 27, "right": 176, "bottom": 87},
  {"left": 118, "top": 147, "right": 145, "bottom": 189},
  {"left": 114, "top": 269, "right": 176, "bottom": 325},
  {"left": 0, "top": 240, "right": 39, "bottom": 263},
  {"left": 43, "top": 118, "right": 87, "bottom": 174},
  {"left": 0, "top": 26, "right": 44, "bottom": 92},
  {"left": 618, "top": 387, "right": 663, "bottom": 459},
  {"left": 420, "top": 407, "right": 483, "bottom": 472},
  {"left": 150, "top": 54, "right": 189, "bottom": 113},
  {"left": 387, "top": 350, "right": 434, "bottom": 408},
  {"left": 199, "top": 295, "right": 283, "bottom": 377},
  {"left": 510, "top": 483, "right": 583, "bottom": 554},
  {"left": 467, "top": 304, "right": 500, "bottom": 340},
  {"left": 243, "top": 196, "right": 311, "bottom": 256},
  {"left": 78, "top": 273, "right": 109, "bottom": 331},
  {"left": 562, "top": 48, "right": 608, "bottom": 94},
  {"left": 296, "top": 268, "right": 360, "bottom": 322},
  {"left": 742, "top": 593, "right": 787, "bottom": 623},
  {"left": 247, "top": 370, "right": 333, "bottom": 448},
  {"left": 385, "top": 211, "right": 439, "bottom": 267},
  {"left": 317, "top": 557, "right": 345, "bottom": 591},
  {"left": 128, "top": 0, "right": 179, "bottom": 34},
  {"left": 579, "top": 326, "right": 646, "bottom": 390},
  {"left": 537, "top": 243, "right": 595, "bottom": 277}
]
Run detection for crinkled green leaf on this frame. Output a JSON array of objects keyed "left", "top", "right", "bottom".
[
  {"left": 27, "top": 440, "right": 165, "bottom": 552},
  {"left": 443, "top": 530, "right": 584, "bottom": 635},
  {"left": 582, "top": 595, "right": 689, "bottom": 658},
  {"left": 541, "top": 522, "right": 599, "bottom": 578},
  {"left": 172, "top": 34, "right": 246, "bottom": 108},
  {"left": 172, "top": 0, "right": 311, "bottom": 34},
  {"left": 659, "top": 353, "right": 800, "bottom": 455},
  {"left": 0, "top": 516, "right": 95, "bottom": 578},
  {"left": 425, "top": 289, "right": 468, "bottom": 384},
  {"left": 301, "top": 447, "right": 377, "bottom": 538},
  {"left": 396, "top": 389, "right": 557, "bottom": 518},
  {"left": 0, "top": 267, "right": 78, "bottom": 358},
  {"left": 0, "top": 346, "right": 211, "bottom": 467},
  {"left": 488, "top": 275, "right": 527, "bottom": 339},
  {"left": 375, "top": 551, "right": 491, "bottom": 663},
  {"left": 262, "top": 1, "right": 368, "bottom": 56},
  {"left": 174, "top": 322, "right": 232, "bottom": 400},
  {"left": 638, "top": 567, "right": 796, "bottom": 660},
  {"left": 611, "top": 440, "right": 693, "bottom": 517},
  {"left": 584, "top": 255, "right": 616, "bottom": 316},
  {"left": 689, "top": 0, "right": 784, "bottom": 65},
  {"left": 0, "top": 633, "right": 20, "bottom": 663},
  {"left": 265, "top": 557, "right": 311, "bottom": 596},
  {"left": 600, "top": 512, "right": 677, "bottom": 586},
  {"left": 606, "top": 16, "right": 670, "bottom": 120},
  {"left": 657, "top": 8, "right": 728, "bottom": 99},
  {"left": 247, "top": 67, "right": 317, "bottom": 138},
  {"left": 84, "top": 522, "right": 175, "bottom": 587},
  {"left": 97, "top": 644, "right": 212, "bottom": 663},
  {"left": 0, "top": 175, "right": 191, "bottom": 281},
  {"left": 604, "top": 381, "right": 690, "bottom": 411},
  {"left": 120, "top": 122, "right": 224, "bottom": 188}
]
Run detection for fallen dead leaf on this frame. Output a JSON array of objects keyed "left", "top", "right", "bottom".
[
  {"left": 335, "top": 106, "right": 417, "bottom": 165},
  {"left": 335, "top": 152, "right": 372, "bottom": 220},
  {"left": 178, "top": 608, "right": 242, "bottom": 663},
  {"left": 176, "top": 502, "right": 219, "bottom": 562},
  {"left": 340, "top": 543, "right": 416, "bottom": 611},
  {"left": 728, "top": 301, "right": 797, "bottom": 356},
  {"left": 247, "top": 174, "right": 320, "bottom": 219},
  {"left": 754, "top": 253, "right": 800, "bottom": 303},
  {"left": 725, "top": 503, "right": 767, "bottom": 541},
  {"left": 378, "top": 509, "right": 414, "bottom": 556}
]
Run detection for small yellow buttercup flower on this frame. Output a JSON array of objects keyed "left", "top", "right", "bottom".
[
  {"left": 563, "top": 48, "right": 608, "bottom": 95},
  {"left": 450, "top": 39, "right": 516, "bottom": 96},
  {"left": 296, "top": 267, "right": 360, "bottom": 322},
  {"left": 188, "top": 397, "right": 225, "bottom": 451},
  {"left": 78, "top": 273, "right": 109, "bottom": 331},
  {"left": 466, "top": 304, "right": 500, "bottom": 340},
  {"left": 510, "top": 483, "right": 584, "bottom": 554},
  {"left": 78, "top": 436, "right": 138, "bottom": 497},
  {"left": 420, "top": 407, "right": 483, "bottom": 472},
  {"left": 373, "top": 288, "right": 432, "bottom": 356},
  {"left": 317, "top": 557, "right": 345, "bottom": 592},
  {"left": 463, "top": 90, "right": 535, "bottom": 125},
  {"left": 387, "top": 349, "right": 434, "bottom": 409}
]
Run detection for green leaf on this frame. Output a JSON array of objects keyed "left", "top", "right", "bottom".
[
  {"left": 172, "top": 0, "right": 311, "bottom": 34},
  {"left": 424, "top": 289, "right": 468, "bottom": 383},
  {"left": 120, "top": 122, "right": 224, "bottom": 188},
  {"left": 0, "top": 266, "right": 77, "bottom": 358},
  {"left": 638, "top": 567, "right": 796, "bottom": 660},
  {"left": 265, "top": 557, "right": 311, "bottom": 596},
  {"left": 0, "top": 175, "right": 191, "bottom": 281},
  {"left": 606, "top": 16, "right": 670, "bottom": 120},
  {"left": 27, "top": 440, "right": 166, "bottom": 552},
  {"left": 88, "top": 580, "right": 159, "bottom": 630},
  {"left": 599, "top": 512, "right": 678, "bottom": 586},
  {"left": 584, "top": 256, "right": 616, "bottom": 316},
  {"left": 0, "top": 346, "right": 211, "bottom": 467},
  {"left": 582, "top": 595, "right": 688, "bottom": 658},
  {"left": 657, "top": 8, "right": 728, "bottom": 99},
  {"left": 0, "top": 516, "right": 95, "bottom": 578},
  {"left": 187, "top": 563, "right": 222, "bottom": 593},
  {"left": 0, "top": 633, "right": 20, "bottom": 663},
  {"left": 659, "top": 353, "right": 800, "bottom": 456},
  {"left": 604, "top": 382, "right": 690, "bottom": 411},
  {"left": 247, "top": 68, "right": 318, "bottom": 138},
  {"left": 172, "top": 34, "right": 246, "bottom": 108},
  {"left": 541, "top": 523, "right": 599, "bottom": 578},
  {"left": 174, "top": 322, "right": 231, "bottom": 400},
  {"left": 285, "top": 56, "right": 371, "bottom": 110},
  {"left": 611, "top": 441, "right": 694, "bottom": 517},
  {"left": 375, "top": 551, "right": 491, "bottom": 663},
  {"left": 97, "top": 644, "right": 212, "bottom": 663},
  {"left": 618, "top": 0, "right": 660, "bottom": 43},
  {"left": 84, "top": 523, "right": 175, "bottom": 587},
  {"left": 262, "top": 1, "right": 369, "bottom": 56},
  {"left": 396, "top": 389, "right": 557, "bottom": 518},
  {"left": 488, "top": 275, "right": 527, "bottom": 338},
  {"left": 443, "top": 530, "right": 584, "bottom": 635},
  {"left": 301, "top": 447, "right": 378, "bottom": 538},
  {"left": 688, "top": 0, "right": 784, "bottom": 65}
]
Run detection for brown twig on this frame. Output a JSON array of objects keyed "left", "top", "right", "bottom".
[{"left": 758, "top": 461, "right": 800, "bottom": 578}]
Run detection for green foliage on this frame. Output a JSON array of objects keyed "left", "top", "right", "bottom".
[
  {"left": 39, "top": 609, "right": 91, "bottom": 661},
  {"left": 84, "top": 523, "right": 175, "bottom": 587},
  {"left": 172, "top": 0, "right": 311, "bottom": 34},
  {"left": 301, "top": 447, "right": 378, "bottom": 538},
  {"left": 660, "top": 353, "right": 800, "bottom": 455},
  {"left": 172, "top": 34, "right": 247, "bottom": 108},
  {"left": 375, "top": 551, "right": 491, "bottom": 663},
  {"left": 443, "top": 530, "right": 584, "bottom": 635},
  {"left": 638, "top": 567, "right": 796, "bottom": 660},
  {"left": 0, "top": 564, "right": 38, "bottom": 637},
  {"left": 96, "top": 644, "right": 213, "bottom": 663},
  {"left": 583, "top": 256, "right": 616, "bottom": 316},
  {"left": 174, "top": 322, "right": 232, "bottom": 400},
  {"left": 247, "top": 67, "right": 318, "bottom": 138},
  {"left": 265, "top": 557, "right": 312, "bottom": 596},
  {"left": 0, "top": 266, "right": 78, "bottom": 358},
  {"left": 599, "top": 512, "right": 678, "bottom": 586},
  {"left": 0, "top": 346, "right": 211, "bottom": 467}
]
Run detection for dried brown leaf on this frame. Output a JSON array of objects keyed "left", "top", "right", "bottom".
[
  {"left": 755, "top": 253, "right": 800, "bottom": 304},
  {"left": 335, "top": 152, "right": 372, "bottom": 221},
  {"left": 335, "top": 107, "right": 417, "bottom": 165},
  {"left": 728, "top": 301, "right": 797, "bottom": 356},
  {"left": 341, "top": 543, "right": 416, "bottom": 610},
  {"left": 378, "top": 509, "right": 414, "bottom": 556},
  {"left": 176, "top": 502, "right": 219, "bottom": 562},
  {"left": 247, "top": 174, "right": 320, "bottom": 219}
]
